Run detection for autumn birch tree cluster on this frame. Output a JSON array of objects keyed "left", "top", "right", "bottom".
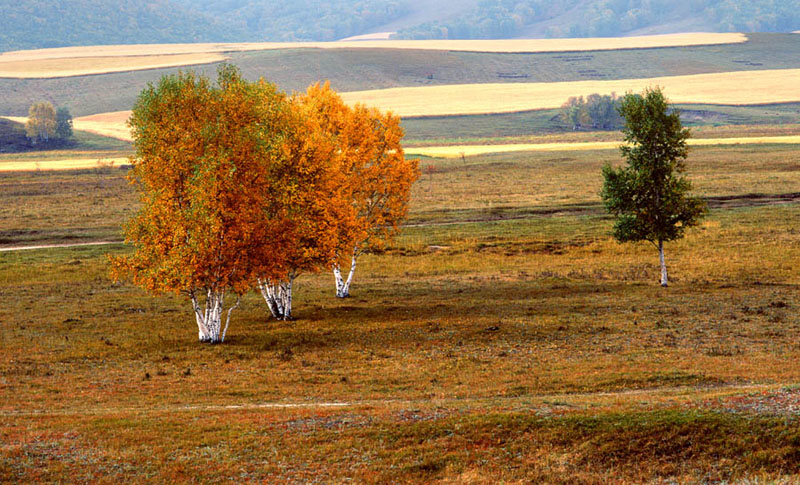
[{"left": 112, "top": 66, "right": 419, "bottom": 343}]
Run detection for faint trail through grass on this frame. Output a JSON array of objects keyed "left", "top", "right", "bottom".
[{"left": 0, "top": 383, "right": 780, "bottom": 418}]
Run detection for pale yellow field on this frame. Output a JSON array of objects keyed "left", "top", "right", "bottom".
[
  {"left": 0, "top": 33, "right": 746, "bottom": 64},
  {"left": 341, "top": 68, "right": 800, "bottom": 117},
  {"left": 17, "top": 105, "right": 800, "bottom": 150},
  {"left": 338, "top": 32, "right": 394, "bottom": 41},
  {"left": 0, "top": 54, "right": 227, "bottom": 78},
  {"left": 406, "top": 136, "right": 800, "bottom": 158},
  {"left": 6, "top": 113, "right": 134, "bottom": 142},
  {"left": 0, "top": 157, "right": 128, "bottom": 172}
]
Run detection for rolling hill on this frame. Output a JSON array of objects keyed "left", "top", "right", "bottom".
[
  {"left": 0, "top": 117, "right": 31, "bottom": 152},
  {"left": 1, "top": 0, "right": 799, "bottom": 53},
  {"left": 0, "top": 0, "right": 244, "bottom": 52},
  {"left": 0, "top": 33, "right": 796, "bottom": 119}
]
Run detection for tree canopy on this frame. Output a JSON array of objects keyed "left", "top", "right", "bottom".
[
  {"left": 111, "top": 66, "right": 293, "bottom": 342},
  {"left": 25, "top": 102, "right": 56, "bottom": 143},
  {"left": 112, "top": 65, "right": 418, "bottom": 339}
]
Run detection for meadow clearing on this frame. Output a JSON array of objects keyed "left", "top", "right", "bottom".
[{"left": 2, "top": 134, "right": 800, "bottom": 481}]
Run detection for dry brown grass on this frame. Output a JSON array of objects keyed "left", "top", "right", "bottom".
[
  {"left": 342, "top": 69, "right": 800, "bottom": 116},
  {"left": 0, "top": 54, "right": 227, "bottom": 79},
  {"left": 407, "top": 135, "right": 800, "bottom": 158},
  {"left": 2, "top": 141, "right": 800, "bottom": 481}
]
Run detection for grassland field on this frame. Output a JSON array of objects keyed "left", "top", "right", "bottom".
[
  {"left": 3, "top": 33, "right": 800, "bottom": 482},
  {"left": 3, "top": 136, "right": 800, "bottom": 481}
]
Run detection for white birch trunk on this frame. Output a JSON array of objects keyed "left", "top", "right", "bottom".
[
  {"left": 659, "top": 240, "right": 668, "bottom": 287},
  {"left": 333, "top": 264, "right": 345, "bottom": 298},
  {"left": 258, "top": 274, "right": 295, "bottom": 320},
  {"left": 191, "top": 289, "right": 225, "bottom": 343},
  {"left": 190, "top": 289, "right": 228, "bottom": 343},
  {"left": 333, "top": 247, "right": 359, "bottom": 298}
]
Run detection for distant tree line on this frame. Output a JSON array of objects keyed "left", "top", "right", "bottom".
[
  {"left": 560, "top": 93, "right": 623, "bottom": 131},
  {"left": 0, "top": 0, "right": 241, "bottom": 51},
  {"left": 4, "top": 0, "right": 798, "bottom": 51},
  {"left": 394, "top": 0, "right": 800, "bottom": 40},
  {"left": 394, "top": 0, "right": 562, "bottom": 40},
  {"left": 0, "top": 0, "right": 410, "bottom": 51},
  {"left": 172, "top": 0, "right": 410, "bottom": 42}
]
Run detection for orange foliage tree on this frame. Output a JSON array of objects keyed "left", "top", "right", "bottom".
[
  {"left": 303, "top": 84, "right": 419, "bottom": 298},
  {"left": 256, "top": 83, "right": 355, "bottom": 320},
  {"left": 111, "top": 66, "right": 292, "bottom": 343},
  {"left": 113, "top": 69, "right": 418, "bottom": 333}
]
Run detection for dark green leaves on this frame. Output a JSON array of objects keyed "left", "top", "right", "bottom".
[{"left": 601, "top": 87, "right": 706, "bottom": 245}]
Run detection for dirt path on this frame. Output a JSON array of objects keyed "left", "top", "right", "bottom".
[
  {"left": 0, "top": 240, "right": 122, "bottom": 252},
  {"left": 0, "top": 382, "right": 781, "bottom": 418}
]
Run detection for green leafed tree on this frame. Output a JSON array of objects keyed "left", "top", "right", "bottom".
[
  {"left": 55, "top": 107, "right": 73, "bottom": 140},
  {"left": 26, "top": 101, "right": 56, "bottom": 143},
  {"left": 601, "top": 87, "right": 706, "bottom": 287}
]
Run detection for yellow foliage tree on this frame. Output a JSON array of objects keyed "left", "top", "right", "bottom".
[
  {"left": 297, "top": 83, "right": 419, "bottom": 298},
  {"left": 111, "top": 65, "right": 292, "bottom": 343},
  {"left": 26, "top": 101, "right": 57, "bottom": 143}
]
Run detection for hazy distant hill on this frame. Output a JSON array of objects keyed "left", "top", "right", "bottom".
[
  {"left": 0, "top": 0, "right": 244, "bottom": 52},
  {"left": 392, "top": 0, "right": 800, "bottom": 40},
  {"left": 171, "top": 0, "right": 411, "bottom": 41},
  {"left": 1, "top": 0, "right": 798, "bottom": 53}
]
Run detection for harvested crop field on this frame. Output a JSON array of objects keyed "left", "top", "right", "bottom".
[
  {"left": 0, "top": 33, "right": 747, "bottom": 65},
  {"left": 406, "top": 135, "right": 800, "bottom": 158},
  {"left": 0, "top": 157, "right": 128, "bottom": 172},
  {"left": 342, "top": 69, "right": 800, "bottom": 117},
  {"left": 0, "top": 54, "right": 228, "bottom": 79}
]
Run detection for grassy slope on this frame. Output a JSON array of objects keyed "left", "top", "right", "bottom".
[
  {"left": 0, "top": 117, "right": 29, "bottom": 151},
  {"left": 0, "top": 33, "right": 798, "bottom": 117},
  {"left": 2, "top": 142, "right": 800, "bottom": 480},
  {"left": 402, "top": 103, "right": 800, "bottom": 141}
]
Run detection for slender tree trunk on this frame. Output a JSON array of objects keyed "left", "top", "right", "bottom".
[
  {"left": 258, "top": 273, "right": 296, "bottom": 320},
  {"left": 333, "top": 264, "right": 345, "bottom": 298},
  {"left": 333, "top": 247, "right": 359, "bottom": 298},
  {"left": 258, "top": 279, "right": 283, "bottom": 319},
  {"left": 190, "top": 289, "right": 230, "bottom": 343},
  {"left": 658, "top": 239, "right": 668, "bottom": 287}
]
